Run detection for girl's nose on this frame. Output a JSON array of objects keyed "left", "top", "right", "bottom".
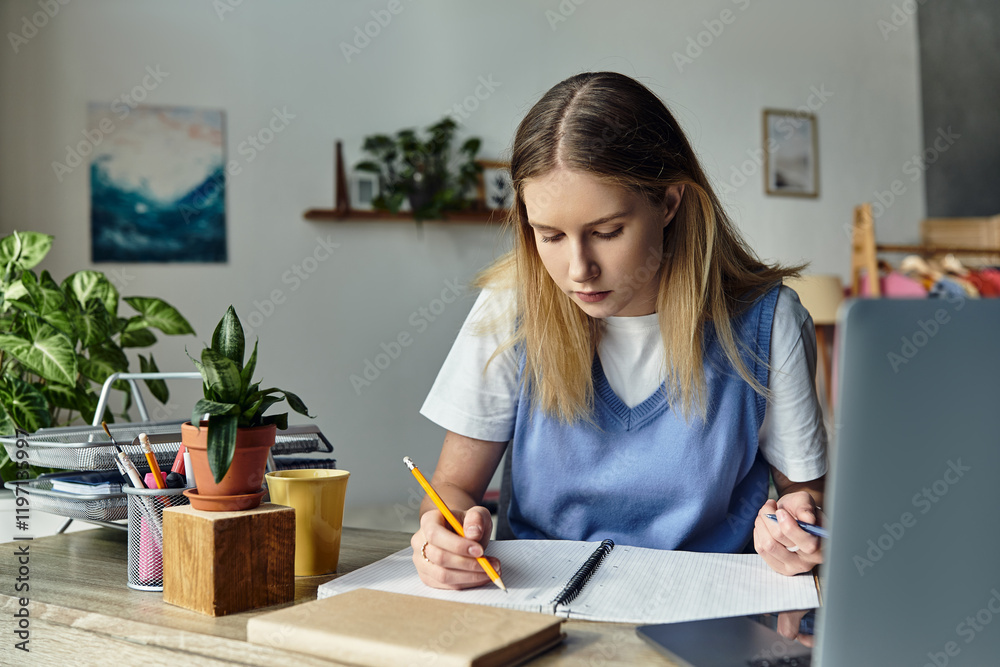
[{"left": 568, "top": 242, "right": 600, "bottom": 284}]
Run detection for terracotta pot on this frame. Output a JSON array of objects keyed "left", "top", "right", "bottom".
[{"left": 182, "top": 421, "right": 276, "bottom": 501}]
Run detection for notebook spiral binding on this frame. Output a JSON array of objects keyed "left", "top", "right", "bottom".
[{"left": 550, "top": 539, "right": 615, "bottom": 607}]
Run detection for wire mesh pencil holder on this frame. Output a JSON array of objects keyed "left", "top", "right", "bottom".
[{"left": 126, "top": 486, "right": 189, "bottom": 591}]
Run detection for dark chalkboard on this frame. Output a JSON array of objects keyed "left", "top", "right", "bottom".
[{"left": 918, "top": 1, "right": 1000, "bottom": 216}]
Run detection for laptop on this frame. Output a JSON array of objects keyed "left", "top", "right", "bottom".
[
  {"left": 637, "top": 615, "right": 811, "bottom": 666},
  {"left": 815, "top": 297, "right": 1000, "bottom": 665},
  {"left": 639, "top": 298, "right": 1000, "bottom": 666}
]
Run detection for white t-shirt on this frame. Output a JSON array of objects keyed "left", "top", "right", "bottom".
[{"left": 421, "top": 285, "right": 827, "bottom": 482}]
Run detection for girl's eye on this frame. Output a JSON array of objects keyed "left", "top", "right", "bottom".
[
  {"left": 595, "top": 228, "right": 623, "bottom": 240},
  {"left": 539, "top": 233, "right": 563, "bottom": 244}
]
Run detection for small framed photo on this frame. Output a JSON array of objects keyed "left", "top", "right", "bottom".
[
  {"left": 477, "top": 160, "right": 514, "bottom": 211},
  {"left": 763, "top": 109, "right": 819, "bottom": 198},
  {"left": 351, "top": 172, "right": 379, "bottom": 210}
]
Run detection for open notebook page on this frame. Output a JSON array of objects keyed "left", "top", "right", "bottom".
[
  {"left": 317, "top": 539, "right": 820, "bottom": 623},
  {"left": 318, "top": 539, "right": 605, "bottom": 614},
  {"left": 563, "top": 544, "right": 820, "bottom": 623}
]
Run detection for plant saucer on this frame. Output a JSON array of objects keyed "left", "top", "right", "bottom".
[{"left": 183, "top": 487, "right": 266, "bottom": 512}]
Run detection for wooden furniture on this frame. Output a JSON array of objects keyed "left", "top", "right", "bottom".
[
  {"left": 850, "top": 204, "right": 1000, "bottom": 297},
  {"left": 850, "top": 203, "right": 882, "bottom": 296},
  {"left": 304, "top": 207, "right": 508, "bottom": 223},
  {"left": 0, "top": 527, "right": 670, "bottom": 665},
  {"left": 922, "top": 214, "right": 1000, "bottom": 267}
]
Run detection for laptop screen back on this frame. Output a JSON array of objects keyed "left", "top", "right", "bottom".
[{"left": 816, "top": 299, "right": 1000, "bottom": 666}]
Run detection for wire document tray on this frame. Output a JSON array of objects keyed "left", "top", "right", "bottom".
[
  {"left": 272, "top": 456, "right": 338, "bottom": 471},
  {"left": 1, "top": 423, "right": 333, "bottom": 471},
  {"left": 2, "top": 372, "right": 335, "bottom": 531},
  {"left": 5, "top": 472, "right": 129, "bottom": 523}
]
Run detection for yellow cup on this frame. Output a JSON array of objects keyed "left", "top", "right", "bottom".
[{"left": 265, "top": 469, "right": 350, "bottom": 576}]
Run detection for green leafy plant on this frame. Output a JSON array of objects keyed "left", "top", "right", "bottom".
[
  {"left": 0, "top": 230, "right": 195, "bottom": 482},
  {"left": 191, "top": 306, "right": 312, "bottom": 483},
  {"left": 355, "top": 117, "right": 482, "bottom": 221}
]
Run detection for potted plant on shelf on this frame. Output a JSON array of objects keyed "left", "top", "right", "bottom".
[
  {"left": 355, "top": 117, "right": 482, "bottom": 221},
  {"left": 183, "top": 305, "right": 311, "bottom": 511}
]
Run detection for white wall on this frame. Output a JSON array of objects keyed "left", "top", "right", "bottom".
[{"left": 0, "top": 1, "right": 924, "bottom": 515}]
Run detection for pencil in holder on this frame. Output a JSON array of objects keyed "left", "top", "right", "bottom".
[{"left": 125, "top": 486, "right": 189, "bottom": 591}]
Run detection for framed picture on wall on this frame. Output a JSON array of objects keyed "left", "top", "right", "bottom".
[
  {"left": 89, "top": 104, "right": 228, "bottom": 262},
  {"left": 351, "top": 172, "right": 379, "bottom": 210},
  {"left": 763, "top": 109, "right": 819, "bottom": 198},
  {"left": 477, "top": 160, "right": 514, "bottom": 211}
]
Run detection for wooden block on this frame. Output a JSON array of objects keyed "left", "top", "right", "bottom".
[{"left": 162, "top": 503, "right": 295, "bottom": 616}]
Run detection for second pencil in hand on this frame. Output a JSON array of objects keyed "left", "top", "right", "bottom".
[{"left": 403, "top": 456, "right": 506, "bottom": 592}]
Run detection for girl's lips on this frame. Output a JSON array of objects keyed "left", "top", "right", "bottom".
[{"left": 576, "top": 291, "right": 611, "bottom": 303}]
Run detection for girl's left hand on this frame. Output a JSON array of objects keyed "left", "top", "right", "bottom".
[
  {"left": 776, "top": 609, "right": 816, "bottom": 647},
  {"left": 754, "top": 491, "right": 824, "bottom": 576}
]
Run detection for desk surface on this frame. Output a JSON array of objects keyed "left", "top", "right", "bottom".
[{"left": 0, "top": 526, "right": 671, "bottom": 665}]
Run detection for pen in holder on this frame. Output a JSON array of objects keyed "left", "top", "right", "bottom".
[{"left": 125, "top": 486, "right": 190, "bottom": 591}]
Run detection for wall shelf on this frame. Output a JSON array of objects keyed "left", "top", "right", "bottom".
[
  {"left": 303, "top": 208, "right": 507, "bottom": 223},
  {"left": 305, "top": 140, "right": 509, "bottom": 224}
]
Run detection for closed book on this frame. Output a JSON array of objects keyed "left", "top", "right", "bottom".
[
  {"left": 246, "top": 588, "right": 564, "bottom": 667},
  {"left": 51, "top": 481, "right": 118, "bottom": 494},
  {"left": 50, "top": 470, "right": 123, "bottom": 495}
]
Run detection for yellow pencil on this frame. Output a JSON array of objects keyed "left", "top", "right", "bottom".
[
  {"left": 403, "top": 456, "right": 507, "bottom": 592},
  {"left": 139, "top": 433, "right": 166, "bottom": 490}
]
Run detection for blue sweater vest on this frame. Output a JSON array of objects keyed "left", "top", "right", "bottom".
[{"left": 506, "top": 285, "right": 780, "bottom": 552}]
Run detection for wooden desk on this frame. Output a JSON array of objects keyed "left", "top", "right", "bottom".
[{"left": 0, "top": 527, "right": 670, "bottom": 665}]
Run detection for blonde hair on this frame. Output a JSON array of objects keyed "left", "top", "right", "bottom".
[{"left": 477, "top": 72, "right": 803, "bottom": 423}]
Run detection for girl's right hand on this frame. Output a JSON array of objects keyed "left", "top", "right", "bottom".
[{"left": 411, "top": 505, "right": 500, "bottom": 590}]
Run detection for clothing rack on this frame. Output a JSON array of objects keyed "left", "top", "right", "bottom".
[{"left": 849, "top": 204, "right": 1000, "bottom": 296}]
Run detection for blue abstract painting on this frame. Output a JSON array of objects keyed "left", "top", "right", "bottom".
[{"left": 89, "top": 105, "right": 227, "bottom": 263}]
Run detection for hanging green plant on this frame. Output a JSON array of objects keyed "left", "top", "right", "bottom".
[{"left": 355, "top": 117, "right": 482, "bottom": 221}]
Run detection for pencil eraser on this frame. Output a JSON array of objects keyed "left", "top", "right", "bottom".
[{"left": 145, "top": 471, "right": 167, "bottom": 488}]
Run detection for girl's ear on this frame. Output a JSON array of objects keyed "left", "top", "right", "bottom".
[{"left": 662, "top": 184, "right": 686, "bottom": 228}]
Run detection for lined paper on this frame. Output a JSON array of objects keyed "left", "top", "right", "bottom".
[
  {"left": 564, "top": 545, "right": 819, "bottom": 623},
  {"left": 319, "top": 540, "right": 601, "bottom": 613},
  {"left": 317, "top": 539, "right": 819, "bottom": 623}
]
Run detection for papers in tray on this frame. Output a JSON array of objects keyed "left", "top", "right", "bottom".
[{"left": 49, "top": 470, "right": 124, "bottom": 495}]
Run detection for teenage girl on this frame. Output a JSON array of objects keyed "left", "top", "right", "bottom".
[{"left": 412, "top": 72, "right": 827, "bottom": 630}]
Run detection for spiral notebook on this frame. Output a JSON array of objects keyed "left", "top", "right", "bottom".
[{"left": 317, "top": 539, "right": 819, "bottom": 624}]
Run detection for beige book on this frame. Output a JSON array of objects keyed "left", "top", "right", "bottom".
[{"left": 247, "top": 588, "right": 565, "bottom": 667}]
